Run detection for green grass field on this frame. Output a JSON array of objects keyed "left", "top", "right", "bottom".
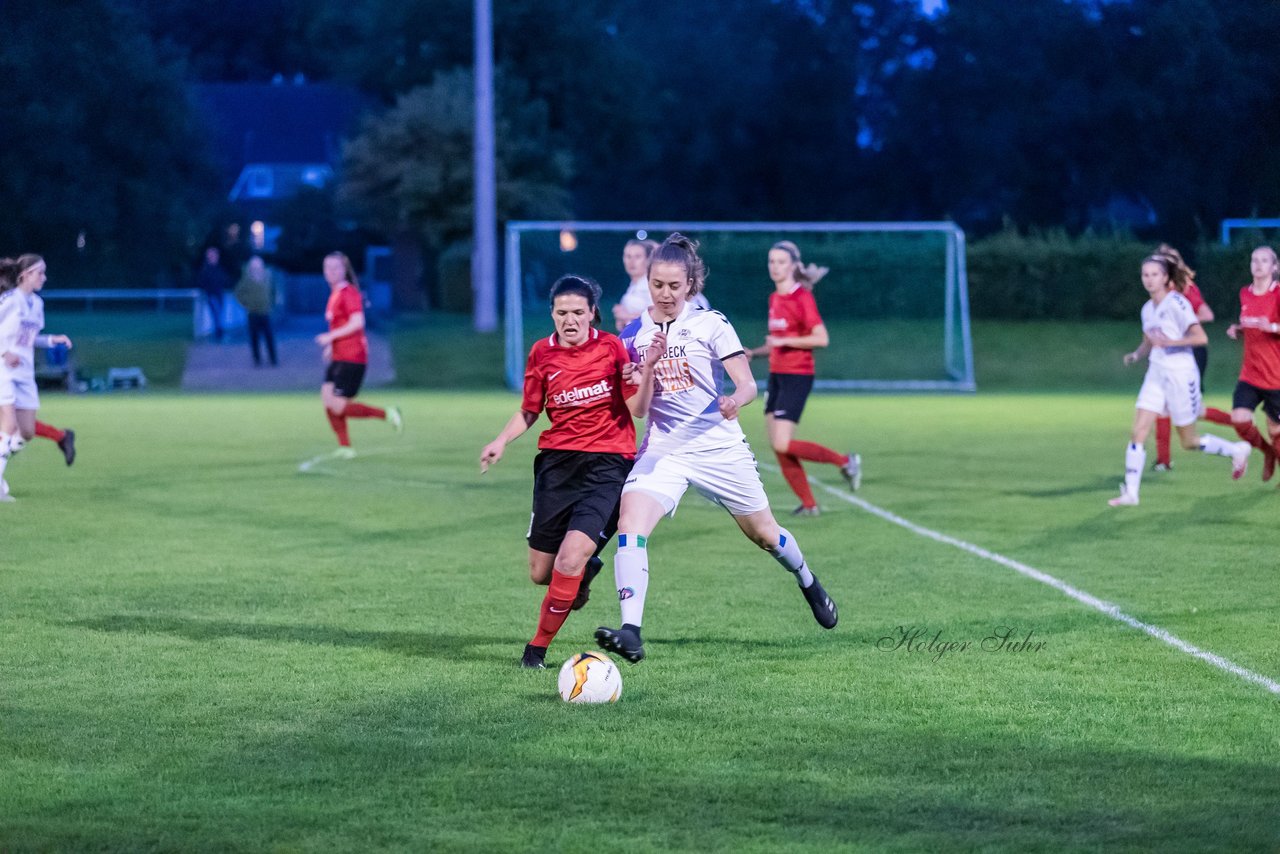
[{"left": 2, "top": 391, "right": 1277, "bottom": 851}]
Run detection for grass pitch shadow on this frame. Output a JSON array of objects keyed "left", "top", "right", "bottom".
[{"left": 70, "top": 614, "right": 520, "bottom": 661}]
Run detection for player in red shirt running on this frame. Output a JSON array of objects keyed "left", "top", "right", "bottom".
[
  {"left": 314, "top": 252, "right": 401, "bottom": 456},
  {"left": 480, "top": 275, "right": 637, "bottom": 670},
  {"left": 747, "top": 241, "right": 860, "bottom": 515},
  {"left": 1225, "top": 246, "right": 1280, "bottom": 482},
  {"left": 1151, "top": 245, "right": 1234, "bottom": 470}
]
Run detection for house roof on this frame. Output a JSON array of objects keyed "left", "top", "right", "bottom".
[{"left": 194, "top": 81, "right": 369, "bottom": 186}]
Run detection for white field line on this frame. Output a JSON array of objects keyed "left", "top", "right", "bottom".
[
  {"left": 771, "top": 465, "right": 1280, "bottom": 697},
  {"left": 298, "top": 446, "right": 404, "bottom": 472},
  {"left": 296, "top": 446, "right": 468, "bottom": 490}
]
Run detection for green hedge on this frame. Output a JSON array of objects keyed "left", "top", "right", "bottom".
[{"left": 966, "top": 227, "right": 1272, "bottom": 321}]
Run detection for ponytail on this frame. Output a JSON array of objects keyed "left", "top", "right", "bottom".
[{"left": 650, "top": 233, "right": 708, "bottom": 296}]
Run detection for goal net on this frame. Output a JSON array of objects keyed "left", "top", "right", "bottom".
[{"left": 503, "top": 221, "right": 974, "bottom": 392}]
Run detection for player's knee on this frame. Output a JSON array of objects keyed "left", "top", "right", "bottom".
[
  {"left": 771, "top": 439, "right": 791, "bottom": 456},
  {"left": 552, "top": 554, "right": 586, "bottom": 577},
  {"left": 529, "top": 564, "right": 551, "bottom": 585},
  {"left": 746, "top": 526, "right": 780, "bottom": 551}
]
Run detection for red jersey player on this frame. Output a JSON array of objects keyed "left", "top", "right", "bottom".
[
  {"left": 746, "top": 241, "right": 860, "bottom": 515},
  {"left": 314, "top": 252, "right": 401, "bottom": 457},
  {"left": 479, "top": 275, "right": 637, "bottom": 670},
  {"left": 1226, "top": 245, "right": 1280, "bottom": 482}
]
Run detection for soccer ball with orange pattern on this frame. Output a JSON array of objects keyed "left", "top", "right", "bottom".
[{"left": 557, "top": 651, "right": 622, "bottom": 703}]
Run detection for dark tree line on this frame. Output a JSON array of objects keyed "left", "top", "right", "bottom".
[{"left": 3, "top": 0, "right": 1279, "bottom": 284}]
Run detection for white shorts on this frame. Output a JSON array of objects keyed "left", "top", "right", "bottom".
[
  {"left": 622, "top": 440, "right": 771, "bottom": 517},
  {"left": 0, "top": 368, "right": 38, "bottom": 410},
  {"left": 1136, "top": 364, "right": 1200, "bottom": 427}
]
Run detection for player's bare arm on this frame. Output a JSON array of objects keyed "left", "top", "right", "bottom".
[
  {"left": 718, "top": 353, "right": 757, "bottom": 420},
  {"left": 1236, "top": 314, "right": 1280, "bottom": 334},
  {"left": 1148, "top": 323, "right": 1207, "bottom": 349},
  {"left": 626, "top": 330, "right": 667, "bottom": 419},
  {"left": 480, "top": 410, "right": 539, "bottom": 473},
  {"left": 1123, "top": 335, "right": 1154, "bottom": 365},
  {"left": 315, "top": 311, "right": 366, "bottom": 347},
  {"left": 766, "top": 323, "right": 830, "bottom": 350}
]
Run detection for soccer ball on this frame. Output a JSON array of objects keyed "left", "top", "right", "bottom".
[{"left": 557, "top": 651, "right": 622, "bottom": 704}]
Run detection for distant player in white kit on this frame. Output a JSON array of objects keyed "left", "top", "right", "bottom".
[
  {"left": 1110, "top": 254, "right": 1251, "bottom": 507},
  {"left": 0, "top": 254, "right": 74, "bottom": 502},
  {"left": 595, "top": 233, "right": 838, "bottom": 663}
]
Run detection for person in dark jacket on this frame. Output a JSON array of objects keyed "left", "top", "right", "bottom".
[{"left": 234, "top": 255, "right": 278, "bottom": 366}]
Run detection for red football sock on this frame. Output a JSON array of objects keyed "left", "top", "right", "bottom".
[
  {"left": 344, "top": 402, "right": 385, "bottom": 419},
  {"left": 786, "top": 440, "right": 847, "bottom": 467},
  {"left": 1203, "top": 407, "right": 1233, "bottom": 426},
  {"left": 1234, "top": 421, "right": 1274, "bottom": 454},
  {"left": 532, "top": 569, "right": 583, "bottom": 648},
  {"left": 326, "top": 411, "right": 350, "bottom": 446},
  {"left": 35, "top": 421, "right": 65, "bottom": 442},
  {"left": 1155, "top": 417, "right": 1171, "bottom": 466},
  {"left": 777, "top": 452, "right": 816, "bottom": 508}
]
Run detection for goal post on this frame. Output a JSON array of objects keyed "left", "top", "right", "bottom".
[{"left": 504, "top": 221, "right": 975, "bottom": 392}]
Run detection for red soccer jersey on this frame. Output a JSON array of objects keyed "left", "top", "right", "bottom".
[
  {"left": 767, "top": 285, "right": 824, "bottom": 375},
  {"left": 521, "top": 328, "right": 637, "bottom": 456},
  {"left": 326, "top": 283, "right": 368, "bottom": 364},
  {"left": 1238, "top": 282, "right": 1280, "bottom": 389},
  {"left": 1183, "top": 281, "right": 1206, "bottom": 314}
]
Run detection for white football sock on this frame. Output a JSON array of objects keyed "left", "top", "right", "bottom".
[
  {"left": 1197, "top": 433, "right": 1237, "bottom": 457},
  {"left": 770, "top": 527, "right": 816, "bottom": 588},
  {"left": 0, "top": 433, "right": 11, "bottom": 476},
  {"left": 1124, "top": 443, "right": 1145, "bottom": 498},
  {"left": 614, "top": 534, "right": 649, "bottom": 628}
]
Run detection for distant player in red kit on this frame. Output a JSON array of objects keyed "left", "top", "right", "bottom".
[
  {"left": 314, "top": 251, "right": 400, "bottom": 456},
  {"left": 480, "top": 275, "right": 637, "bottom": 670},
  {"left": 1225, "top": 246, "right": 1280, "bottom": 481},
  {"left": 747, "top": 240, "right": 860, "bottom": 515}
]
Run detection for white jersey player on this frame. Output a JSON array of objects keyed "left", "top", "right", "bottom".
[
  {"left": 594, "top": 233, "right": 838, "bottom": 664},
  {"left": 0, "top": 255, "right": 74, "bottom": 502},
  {"left": 621, "top": 301, "right": 749, "bottom": 457},
  {"left": 1110, "top": 255, "right": 1250, "bottom": 507}
]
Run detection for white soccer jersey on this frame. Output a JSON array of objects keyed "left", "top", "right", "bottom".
[
  {"left": 1140, "top": 291, "right": 1199, "bottom": 371},
  {"left": 619, "top": 278, "right": 651, "bottom": 315},
  {"left": 0, "top": 289, "right": 48, "bottom": 375},
  {"left": 621, "top": 302, "right": 748, "bottom": 455}
]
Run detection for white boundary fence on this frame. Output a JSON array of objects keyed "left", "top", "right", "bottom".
[{"left": 41, "top": 289, "right": 238, "bottom": 338}]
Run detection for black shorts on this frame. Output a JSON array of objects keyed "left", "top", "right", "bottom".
[
  {"left": 764, "top": 373, "right": 815, "bottom": 423},
  {"left": 325, "top": 361, "right": 366, "bottom": 398},
  {"left": 528, "top": 450, "right": 632, "bottom": 554},
  {"left": 1232, "top": 380, "right": 1280, "bottom": 423},
  {"left": 1193, "top": 346, "right": 1208, "bottom": 386}
]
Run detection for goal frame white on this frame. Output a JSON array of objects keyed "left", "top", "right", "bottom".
[{"left": 503, "top": 220, "right": 975, "bottom": 392}]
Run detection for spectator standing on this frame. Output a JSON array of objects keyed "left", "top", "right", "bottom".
[
  {"left": 234, "top": 255, "right": 279, "bottom": 367},
  {"left": 196, "top": 246, "right": 231, "bottom": 341}
]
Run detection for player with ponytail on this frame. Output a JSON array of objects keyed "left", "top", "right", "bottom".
[
  {"left": 748, "top": 240, "right": 860, "bottom": 515},
  {"left": 596, "top": 233, "right": 839, "bottom": 664}
]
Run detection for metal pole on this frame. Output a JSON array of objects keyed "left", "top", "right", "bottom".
[{"left": 472, "top": 0, "right": 498, "bottom": 332}]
